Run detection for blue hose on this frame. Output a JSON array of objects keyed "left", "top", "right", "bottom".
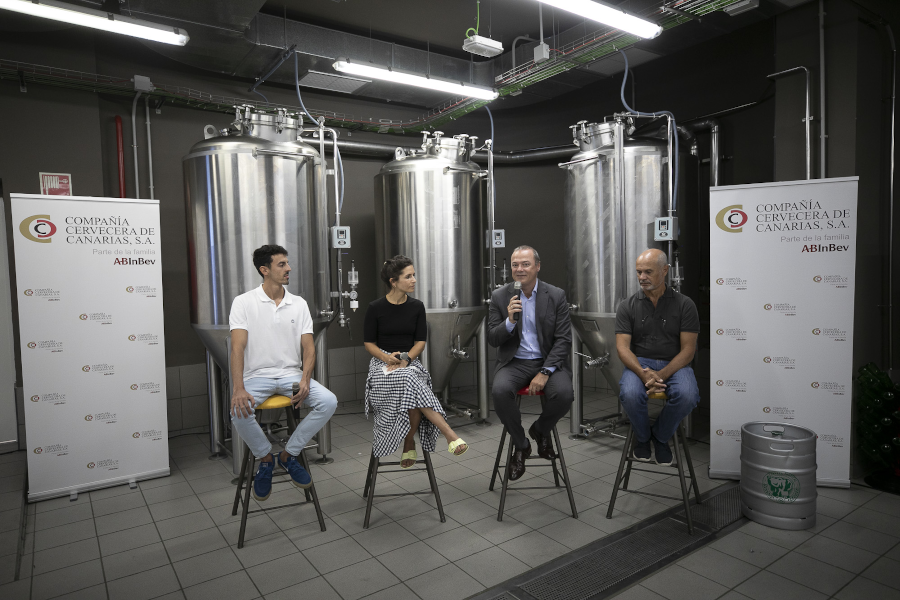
[
  {"left": 253, "top": 90, "right": 269, "bottom": 104},
  {"left": 618, "top": 50, "right": 679, "bottom": 212}
]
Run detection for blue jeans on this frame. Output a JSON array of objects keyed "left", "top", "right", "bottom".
[
  {"left": 231, "top": 376, "right": 337, "bottom": 459},
  {"left": 619, "top": 358, "right": 699, "bottom": 444}
]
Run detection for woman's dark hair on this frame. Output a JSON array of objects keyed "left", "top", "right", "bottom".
[
  {"left": 380, "top": 255, "right": 414, "bottom": 288},
  {"left": 253, "top": 244, "right": 288, "bottom": 277}
]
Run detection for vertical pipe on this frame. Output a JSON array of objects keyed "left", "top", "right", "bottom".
[
  {"left": 819, "top": 0, "right": 827, "bottom": 178},
  {"left": 314, "top": 333, "right": 333, "bottom": 460},
  {"left": 114, "top": 116, "right": 126, "bottom": 198},
  {"left": 145, "top": 97, "right": 155, "bottom": 200},
  {"left": 130, "top": 92, "right": 142, "bottom": 199},
  {"left": 476, "top": 319, "right": 489, "bottom": 421},
  {"left": 666, "top": 116, "right": 675, "bottom": 287},
  {"left": 614, "top": 119, "right": 627, "bottom": 305},
  {"left": 206, "top": 351, "right": 224, "bottom": 456},
  {"left": 487, "top": 141, "right": 496, "bottom": 292},
  {"left": 887, "top": 25, "right": 896, "bottom": 372},
  {"left": 709, "top": 123, "right": 720, "bottom": 187},
  {"left": 570, "top": 330, "right": 583, "bottom": 437},
  {"left": 539, "top": 3, "right": 544, "bottom": 43},
  {"left": 804, "top": 67, "right": 812, "bottom": 180}
]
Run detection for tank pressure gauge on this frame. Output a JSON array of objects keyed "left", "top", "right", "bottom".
[
  {"left": 331, "top": 226, "right": 351, "bottom": 248},
  {"left": 487, "top": 229, "right": 506, "bottom": 248},
  {"left": 654, "top": 217, "right": 678, "bottom": 241}
]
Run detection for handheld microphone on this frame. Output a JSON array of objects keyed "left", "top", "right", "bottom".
[
  {"left": 292, "top": 382, "right": 300, "bottom": 397},
  {"left": 513, "top": 281, "right": 521, "bottom": 322}
]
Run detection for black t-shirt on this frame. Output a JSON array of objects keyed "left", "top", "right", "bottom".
[
  {"left": 363, "top": 296, "right": 428, "bottom": 352},
  {"left": 615, "top": 286, "right": 700, "bottom": 361}
]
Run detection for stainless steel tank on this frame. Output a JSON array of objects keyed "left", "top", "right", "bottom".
[
  {"left": 374, "top": 132, "right": 486, "bottom": 392},
  {"left": 562, "top": 120, "right": 693, "bottom": 390},
  {"left": 182, "top": 112, "right": 332, "bottom": 372}
]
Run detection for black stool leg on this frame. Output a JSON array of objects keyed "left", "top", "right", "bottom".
[
  {"left": 607, "top": 427, "right": 634, "bottom": 519},
  {"left": 680, "top": 423, "right": 702, "bottom": 504},
  {"left": 238, "top": 447, "right": 255, "bottom": 549},
  {"left": 299, "top": 449, "right": 326, "bottom": 532},
  {"left": 552, "top": 425, "right": 578, "bottom": 519},
  {"left": 363, "top": 452, "right": 376, "bottom": 499},
  {"left": 489, "top": 426, "right": 508, "bottom": 492},
  {"left": 423, "top": 450, "right": 445, "bottom": 523},
  {"left": 232, "top": 442, "right": 250, "bottom": 516},
  {"left": 497, "top": 433, "right": 515, "bottom": 522},
  {"left": 363, "top": 455, "right": 380, "bottom": 529},
  {"left": 622, "top": 438, "right": 635, "bottom": 490},
  {"left": 671, "top": 426, "right": 694, "bottom": 534}
]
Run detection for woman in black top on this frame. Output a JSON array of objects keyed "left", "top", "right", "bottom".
[{"left": 364, "top": 255, "right": 467, "bottom": 468}]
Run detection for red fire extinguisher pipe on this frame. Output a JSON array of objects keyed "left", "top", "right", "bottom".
[{"left": 115, "top": 115, "right": 126, "bottom": 198}]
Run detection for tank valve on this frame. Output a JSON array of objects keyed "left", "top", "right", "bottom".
[
  {"left": 319, "top": 309, "right": 335, "bottom": 319},
  {"left": 448, "top": 299, "right": 458, "bottom": 309},
  {"left": 450, "top": 335, "right": 470, "bottom": 359},
  {"left": 586, "top": 353, "right": 610, "bottom": 369}
]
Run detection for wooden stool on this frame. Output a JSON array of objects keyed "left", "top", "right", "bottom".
[
  {"left": 362, "top": 446, "right": 444, "bottom": 529},
  {"left": 489, "top": 387, "right": 578, "bottom": 521},
  {"left": 606, "top": 391, "right": 701, "bottom": 533},
  {"left": 231, "top": 394, "right": 325, "bottom": 548}
]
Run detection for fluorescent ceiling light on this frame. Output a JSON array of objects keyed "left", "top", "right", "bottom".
[
  {"left": 535, "top": 0, "right": 662, "bottom": 39},
  {"left": 333, "top": 60, "right": 498, "bottom": 100},
  {"left": 0, "top": 0, "right": 190, "bottom": 46}
]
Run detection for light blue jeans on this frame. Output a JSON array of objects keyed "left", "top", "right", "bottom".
[
  {"left": 619, "top": 358, "right": 700, "bottom": 444},
  {"left": 231, "top": 376, "right": 337, "bottom": 459}
]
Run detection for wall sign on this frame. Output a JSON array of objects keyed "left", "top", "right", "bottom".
[{"left": 39, "top": 173, "right": 72, "bottom": 196}]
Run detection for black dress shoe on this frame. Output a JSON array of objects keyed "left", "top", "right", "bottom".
[
  {"left": 528, "top": 423, "right": 556, "bottom": 460},
  {"left": 508, "top": 443, "right": 532, "bottom": 481}
]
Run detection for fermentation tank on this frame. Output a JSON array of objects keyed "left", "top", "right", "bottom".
[
  {"left": 562, "top": 120, "right": 695, "bottom": 391},
  {"left": 374, "top": 132, "right": 486, "bottom": 393},
  {"left": 182, "top": 111, "right": 333, "bottom": 461}
]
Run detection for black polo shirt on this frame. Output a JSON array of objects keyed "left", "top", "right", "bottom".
[{"left": 615, "top": 285, "right": 700, "bottom": 361}]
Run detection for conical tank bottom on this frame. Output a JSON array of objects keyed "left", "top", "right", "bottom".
[
  {"left": 571, "top": 313, "right": 623, "bottom": 393},
  {"left": 424, "top": 307, "right": 486, "bottom": 392},
  {"left": 193, "top": 320, "right": 332, "bottom": 373}
]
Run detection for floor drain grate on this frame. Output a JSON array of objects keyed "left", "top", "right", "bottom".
[{"left": 469, "top": 483, "right": 745, "bottom": 600}]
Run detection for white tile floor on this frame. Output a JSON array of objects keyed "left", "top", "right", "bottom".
[{"left": 0, "top": 389, "right": 896, "bottom": 600}]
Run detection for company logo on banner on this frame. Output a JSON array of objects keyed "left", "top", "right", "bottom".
[
  {"left": 12, "top": 193, "right": 169, "bottom": 501},
  {"left": 715, "top": 205, "right": 748, "bottom": 233},
  {"left": 19, "top": 215, "right": 57, "bottom": 243},
  {"left": 708, "top": 178, "right": 858, "bottom": 486}
]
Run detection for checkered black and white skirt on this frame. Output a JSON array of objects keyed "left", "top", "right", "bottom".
[{"left": 364, "top": 356, "right": 445, "bottom": 457}]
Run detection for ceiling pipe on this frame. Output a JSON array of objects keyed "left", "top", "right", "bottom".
[{"left": 511, "top": 36, "right": 537, "bottom": 71}]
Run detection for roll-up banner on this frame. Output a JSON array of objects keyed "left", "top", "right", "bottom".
[
  {"left": 709, "top": 177, "right": 858, "bottom": 487},
  {"left": 11, "top": 194, "right": 169, "bottom": 501}
]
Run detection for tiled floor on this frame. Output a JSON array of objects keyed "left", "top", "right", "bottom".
[
  {"left": 610, "top": 478, "right": 900, "bottom": 600},
  {"left": 0, "top": 389, "right": 894, "bottom": 600}
]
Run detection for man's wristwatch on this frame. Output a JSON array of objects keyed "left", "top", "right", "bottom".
[
  {"left": 540, "top": 368, "right": 552, "bottom": 377},
  {"left": 399, "top": 352, "right": 410, "bottom": 363}
]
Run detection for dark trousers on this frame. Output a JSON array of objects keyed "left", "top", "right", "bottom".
[{"left": 492, "top": 358, "right": 574, "bottom": 450}]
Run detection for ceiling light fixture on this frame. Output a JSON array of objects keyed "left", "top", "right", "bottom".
[
  {"left": 533, "top": 0, "right": 662, "bottom": 39},
  {"left": 332, "top": 59, "right": 498, "bottom": 100},
  {"left": 0, "top": 0, "right": 190, "bottom": 46}
]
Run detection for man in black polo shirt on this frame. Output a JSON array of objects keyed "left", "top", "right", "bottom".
[{"left": 615, "top": 248, "right": 700, "bottom": 465}]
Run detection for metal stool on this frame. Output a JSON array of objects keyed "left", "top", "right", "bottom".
[
  {"left": 362, "top": 447, "right": 444, "bottom": 529},
  {"left": 231, "top": 394, "right": 326, "bottom": 548},
  {"left": 489, "top": 387, "right": 578, "bottom": 521},
  {"left": 606, "top": 391, "right": 701, "bottom": 533}
]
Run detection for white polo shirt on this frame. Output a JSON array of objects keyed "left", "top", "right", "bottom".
[{"left": 229, "top": 285, "right": 314, "bottom": 381}]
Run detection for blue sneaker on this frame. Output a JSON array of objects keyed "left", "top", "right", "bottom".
[
  {"left": 253, "top": 457, "right": 275, "bottom": 501},
  {"left": 632, "top": 440, "right": 652, "bottom": 462},
  {"left": 277, "top": 453, "right": 313, "bottom": 489},
  {"left": 652, "top": 437, "right": 673, "bottom": 466}
]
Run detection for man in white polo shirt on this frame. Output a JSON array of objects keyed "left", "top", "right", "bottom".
[{"left": 229, "top": 244, "right": 337, "bottom": 501}]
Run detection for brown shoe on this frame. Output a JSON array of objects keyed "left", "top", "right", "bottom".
[
  {"left": 528, "top": 423, "right": 556, "bottom": 460},
  {"left": 508, "top": 443, "right": 532, "bottom": 481}
]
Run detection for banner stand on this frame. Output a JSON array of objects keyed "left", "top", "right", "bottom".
[
  {"left": 709, "top": 178, "right": 858, "bottom": 488},
  {"left": 11, "top": 194, "right": 169, "bottom": 501}
]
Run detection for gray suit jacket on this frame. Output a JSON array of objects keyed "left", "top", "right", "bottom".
[{"left": 487, "top": 279, "right": 572, "bottom": 375}]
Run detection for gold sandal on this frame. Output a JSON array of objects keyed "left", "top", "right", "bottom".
[{"left": 448, "top": 439, "right": 468, "bottom": 457}]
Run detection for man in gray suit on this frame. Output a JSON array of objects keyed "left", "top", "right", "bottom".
[{"left": 488, "top": 245, "right": 573, "bottom": 480}]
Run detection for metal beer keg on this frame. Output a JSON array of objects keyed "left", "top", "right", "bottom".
[{"left": 740, "top": 422, "right": 817, "bottom": 530}]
